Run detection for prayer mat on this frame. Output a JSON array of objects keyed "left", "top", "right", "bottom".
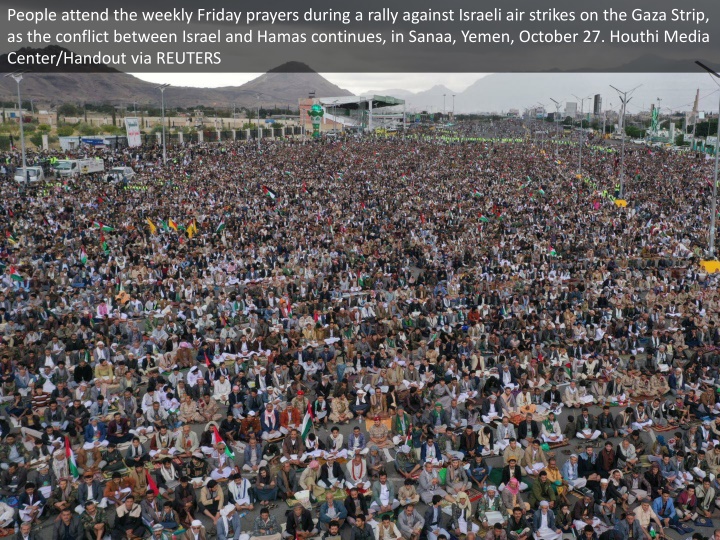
[
  {"left": 694, "top": 517, "right": 713, "bottom": 527},
  {"left": 466, "top": 488, "right": 483, "bottom": 502},
  {"left": 652, "top": 424, "right": 677, "bottom": 433},
  {"left": 546, "top": 440, "right": 570, "bottom": 450}
]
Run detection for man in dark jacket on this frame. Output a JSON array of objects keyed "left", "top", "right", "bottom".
[
  {"left": 52, "top": 509, "right": 83, "bottom": 540},
  {"left": 111, "top": 495, "right": 145, "bottom": 540},
  {"left": 517, "top": 414, "right": 539, "bottom": 447},
  {"left": 284, "top": 503, "right": 317, "bottom": 539}
]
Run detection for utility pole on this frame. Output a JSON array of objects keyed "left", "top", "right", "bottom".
[
  {"left": 155, "top": 84, "right": 170, "bottom": 164},
  {"left": 549, "top": 98, "right": 562, "bottom": 157},
  {"left": 443, "top": 94, "right": 446, "bottom": 121},
  {"left": 452, "top": 94, "right": 456, "bottom": 120},
  {"left": 5, "top": 71, "right": 27, "bottom": 174},
  {"left": 610, "top": 84, "right": 642, "bottom": 198},
  {"left": 572, "top": 95, "right": 592, "bottom": 174},
  {"left": 696, "top": 61, "right": 720, "bottom": 257}
]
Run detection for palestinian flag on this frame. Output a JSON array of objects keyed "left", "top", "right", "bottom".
[
  {"left": 5, "top": 231, "right": 18, "bottom": 245},
  {"left": 549, "top": 247, "right": 557, "bottom": 257},
  {"left": 8, "top": 266, "right": 22, "bottom": 282},
  {"left": 65, "top": 436, "right": 79, "bottom": 479},
  {"left": 215, "top": 221, "right": 226, "bottom": 234},
  {"left": 146, "top": 218, "right": 157, "bottom": 235},
  {"left": 300, "top": 412, "right": 313, "bottom": 441},
  {"left": 473, "top": 189, "right": 482, "bottom": 198},
  {"left": 146, "top": 470, "right": 159, "bottom": 496},
  {"left": 262, "top": 185, "right": 277, "bottom": 200},
  {"left": 212, "top": 424, "right": 235, "bottom": 458},
  {"left": 92, "top": 221, "right": 115, "bottom": 232},
  {"left": 168, "top": 219, "right": 178, "bottom": 231},
  {"left": 479, "top": 215, "right": 490, "bottom": 223},
  {"left": 79, "top": 247, "right": 88, "bottom": 265}
]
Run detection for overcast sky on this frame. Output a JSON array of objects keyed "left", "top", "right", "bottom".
[{"left": 131, "top": 73, "right": 488, "bottom": 94}]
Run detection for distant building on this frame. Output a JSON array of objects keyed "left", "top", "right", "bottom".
[
  {"left": 565, "top": 102, "right": 578, "bottom": 118},
  {"left": 593, "top": 94, "right": 602, "bottom": 116}
]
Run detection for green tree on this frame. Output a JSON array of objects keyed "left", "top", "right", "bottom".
[
  {"left": 29, "top": 132, "right": 43, "bottom": 147},
  {"left": 78, "top": 123, "right": 100, "bottom": 136},
  {"left": 57, "top": 125, "right": 74, "bottom": 137},
  {"left": 58, "top": 104, "right": 79, "bottom": 116},
  {"left": 625, "top": 125, "right": 645, "bottom": 138},
  {"left": 37, "top": 124, "right": 51, "bottom": 133},
  {"left": 100, "top": 124, "right": 123, "bottom": 135},
  {"left": 675, "top": 133, "right": 688, "bottom": 146}
]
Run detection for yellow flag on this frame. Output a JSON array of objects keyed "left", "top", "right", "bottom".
[
  {"left": 168, "top": 219, "right": 178, "bottom": 231},
  {"left": 146, "top": 218, "right": 157, "bottom": 235},
  {"left": 187, "top": 220, "right": 197, "bottom": 238}
]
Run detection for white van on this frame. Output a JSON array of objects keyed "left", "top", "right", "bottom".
[
  {"left": 107, "top": 166, "right": 136, "bottom": 182},
  {"left": 14, "top": 166, "right": 45, "bottom": 184}
]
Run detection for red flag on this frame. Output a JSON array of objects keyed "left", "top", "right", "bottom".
[
  {"left": 146, "top": 470, "right": 159, "bottom": 496},
  {"left": 204, "top": 351, "right": 212, "bottom": 368},
  {"left": 420, "top": 214, "right": 426, "bottom": 224},
  {"left": 302, "top": 181, "right": 307, "bottom": 193},
  {"left": 307, "top": 400, "right": 315, "bottom": 419}
]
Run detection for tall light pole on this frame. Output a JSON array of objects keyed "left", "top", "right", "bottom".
[
  {"left": 155, "top": 84, "right": 169, "bottom": 164},
  {"left": 696, "top": 61, "right": 720, "bottom": 257},
  {"left": 452, "top": 94, "right": 456, "bottom": 120},
  {"left": 256, "top": 94, "right": 261, "bottom": 150},
  {"left": 536, "top": 102, "right": 546, "bottom": 150},
  {"left": 549, "top": 98, "right": 562, "bottom": 157},
  {"left": 5, "top": 72, "right": 27, "bottom": 173},
  {"left": 572, "top": 95, "right": 591, "bottom": 174},
  {"left": 610, "top": 84, "right": 642, "bottom": 198},
  {"left": 443, "top": 94, "right": 446, "bottom": 121}
]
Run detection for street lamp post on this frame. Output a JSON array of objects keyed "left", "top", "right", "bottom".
[
  {"left": 696, "top": 61, "right": 720, "bottom": 257},
  {"left": 5, "top": 72, "right": 27, "bottom": 174},
  {"left": 452, "top": 94, "right": 456, "bottom": 120},
  {"left": 443, "top": 94, "right": 446, "bottom": 121},
  {"left": 549, "top": 98, "right": 562, "bottom": 157},
  {"left": 256, "top": 95, "right": 261, "bottom": 150},
  {"left": 536, "top": 102, "right": 547, "bottom": 151},
  {"left": 572, "top": 95, "right": 591, "bottom": 174},
  {"left": 155, "top": 84, "right": 170, "bottom": 164},
  {"left": 610, "top": 84, "right": 642, "bottom": 198}
]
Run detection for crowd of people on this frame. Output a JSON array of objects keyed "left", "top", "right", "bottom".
[{"left": 0, "top": 120, "right": 719, "bottom": 540}]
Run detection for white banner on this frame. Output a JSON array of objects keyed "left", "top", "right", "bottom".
[{"left": 124, "top": 117, "right": 141, "bottom": 148}]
